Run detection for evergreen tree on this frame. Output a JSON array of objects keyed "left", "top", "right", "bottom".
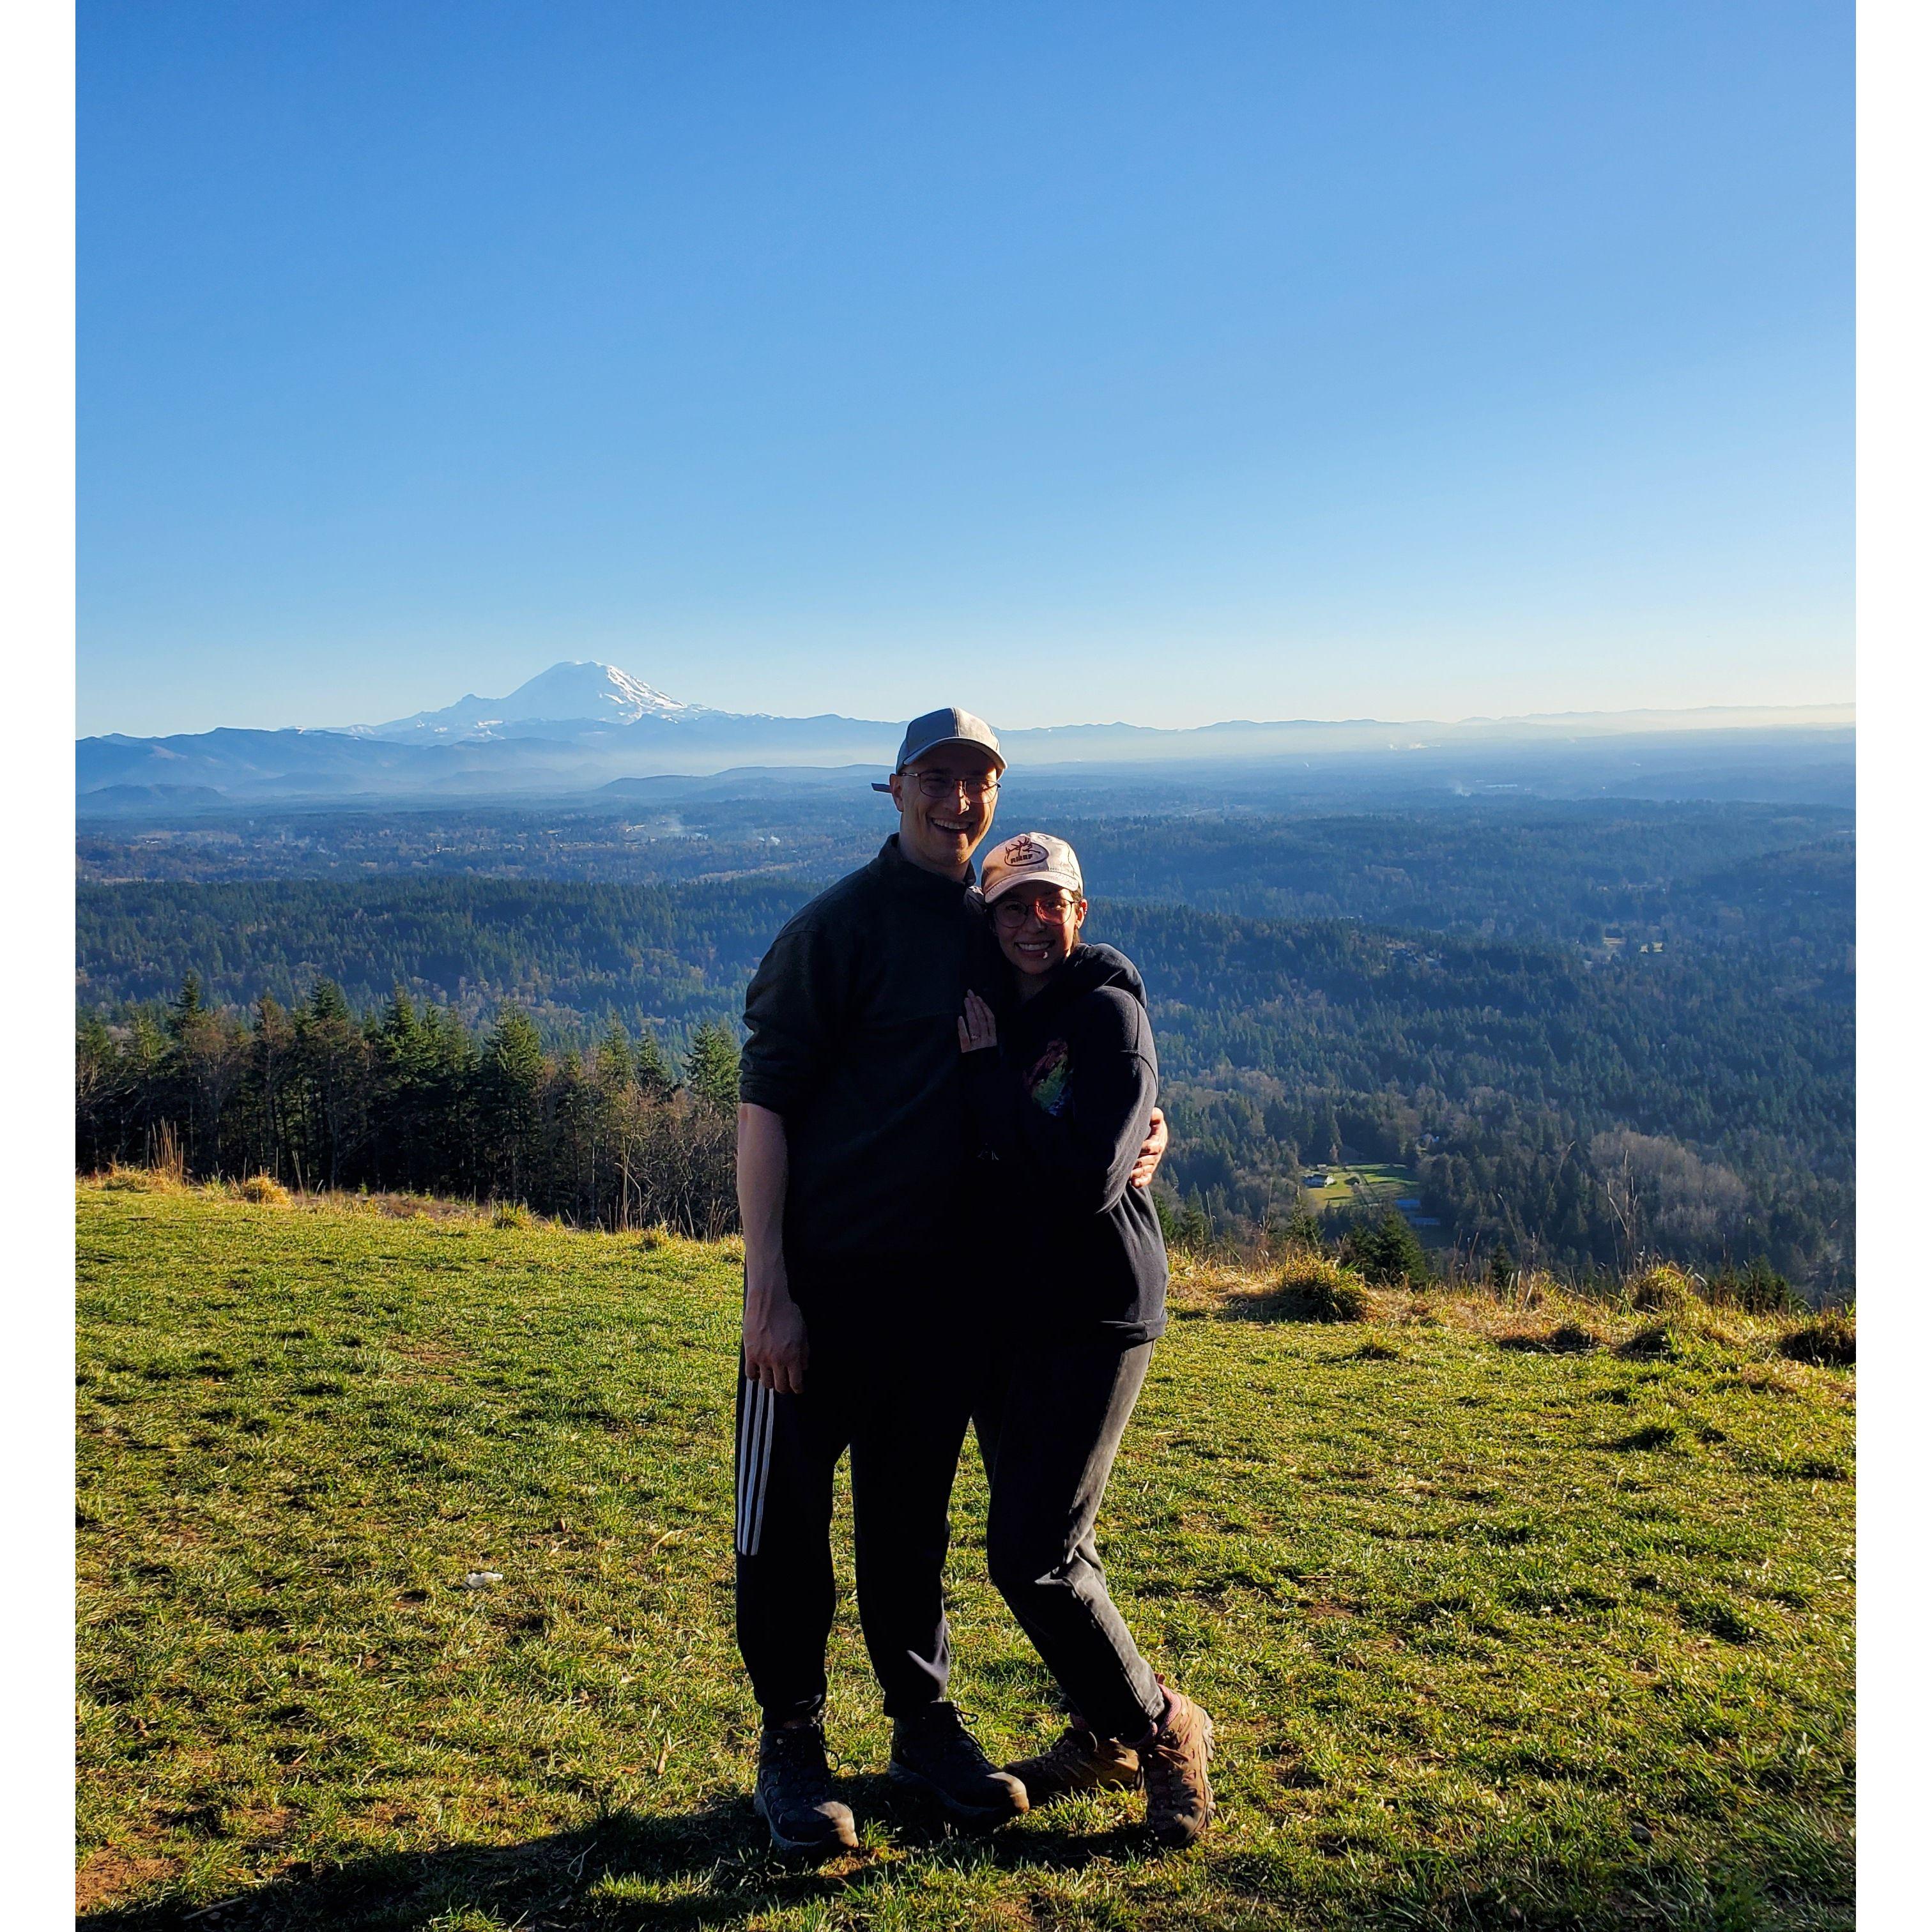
[
  {"left": 307, "top": 977, "right": 352, "bottom": 1024},
  {"left": 634, "top": 1024, "right": 676, "bottom": 1102},
  {"left": 683, "top": 1022, "right": 741, "bottom": 1116},
  {"left": 1341, "top": 1211, "right": 1432, "bottom": 1287},
  {"left": 550, "top": 1048, "right": 597, "bottom": 1221},
  {"left": 1278, "top": 1202, "right": 1323, "bottom": 1250},
  {"left": 595, "top": 1019, "right": 634, "bottom": 1096},
  {"left": 373, "top": 985, "right": 434, "bottom": 1191},
  {"left": 295, "top": 979, "right": 371, "bottom": 1189},
  {"left": 1319, "top": 1098, "right": 1344, "bottom": 1165},
  {"left": 167, "top": 970, "right": 205, "bottom": 1037},
  {"left": 483, "top": 1006, "right": 547, "bottom": 1200},
  {"left": 381, "top": 984, "right": 420, "bottom": 1045}
]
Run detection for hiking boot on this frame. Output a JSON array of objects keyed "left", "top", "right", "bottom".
[
  {"left": 889, "top": 1703, "right": 1028, "bottom": 1826},
  {"left": 1140, "top": 1689, "right": 1215, "bottom": 1848},
  {"left": 1005, "top": 1722, "right": 1142, "bottom": 1804},
  {"left": 753, "top": 1721, "right": 859, "bottom": 1855}
]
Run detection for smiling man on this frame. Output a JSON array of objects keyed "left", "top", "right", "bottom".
[{"left": 730, "top": 706, "right": 1165, "bottom": 1852}]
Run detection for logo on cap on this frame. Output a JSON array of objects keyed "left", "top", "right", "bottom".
[{"left": 1001, "top": 836, "right": 1049, "bottom": 868}]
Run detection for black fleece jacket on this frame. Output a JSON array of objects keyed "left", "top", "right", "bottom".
[
  {"left": 739, "top": 835, "right": 999, "bottom": 1309},
  {"left": 962, "top": 942, "right": 1169, "bottom": 1344}
]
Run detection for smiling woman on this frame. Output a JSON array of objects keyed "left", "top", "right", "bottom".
[{"left": 958, "top": 829, "right": 1215, "bottom": 1844}]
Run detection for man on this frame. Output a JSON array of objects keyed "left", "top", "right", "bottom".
[{"left": 733, "top": 706, "right": 1166, "bottom": 1852}]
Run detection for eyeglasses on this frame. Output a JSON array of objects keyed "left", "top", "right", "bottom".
[
  {"left": 906, "top": 770, "right": 1000, "bottom": 800},
  {"left": 993, "top": 893, "right": 1077, "bottom": 927}
]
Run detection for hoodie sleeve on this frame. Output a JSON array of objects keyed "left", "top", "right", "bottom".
[
  {"left": 740, "top": 901, "right": 849, "bottom": 1116},
  {"left": 963, "top": 987, "right": 1157, "bottom": 1215}
]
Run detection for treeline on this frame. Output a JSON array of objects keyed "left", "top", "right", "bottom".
[
  {"left": 76, "top": 875, "right": 801, "bottom": 1038},
  {"left": 76, "top": 976, "right": 744, "bottom": 1236},
  {"left": 75, "top": 867, "right": 1853, "bottom": 1289}
]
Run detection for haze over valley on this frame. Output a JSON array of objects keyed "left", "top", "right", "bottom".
[{"left": 78, "top": 660, "right": 1855, "bottom": 812}]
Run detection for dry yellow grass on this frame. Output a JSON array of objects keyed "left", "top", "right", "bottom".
[{"left": 98, "top": 1163, "right": 183, "bottom": 1193}]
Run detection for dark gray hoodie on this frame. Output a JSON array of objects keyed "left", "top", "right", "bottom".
[{"left": 962, "top": 940, "right": 1169, "bottom": 1344}]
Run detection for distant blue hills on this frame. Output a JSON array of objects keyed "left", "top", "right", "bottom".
[{"left": 77, "top": 660, "right": 1854, "bottom": 810}]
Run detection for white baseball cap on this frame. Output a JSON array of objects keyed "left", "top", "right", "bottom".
[{"left": 980, "top": 831, "right": 1084, "bottom": 905}]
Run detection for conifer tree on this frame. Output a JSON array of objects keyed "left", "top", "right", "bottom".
[
  {"left": 1342, "top": 1210, "right": 1432, "bottom": 1287},
  {"left": 307, "top": 978, "right": 352, "bottom": 1024},
  {"left": 683, "top": 1022, "right": 740, "bottom": 1116},
  {"left": 484, "top": 1006, "right": 548, "bottom": 1200},
  {"left": 167, "top": 970, "right": 205, "bottom": 1037},
  {"left": 634, "top": 1023, "right": 676, "bottom": 1102},
  {"left": 296, "top": 978, "right": 371, "bottom": 1188},
  {"left": 552, "top": 1048, "right": 596, "bottom": 1220},
  {"left": 595, "top": 1019, "right": 634, "bottom": 1096},
  {"left": 381, "top": 985, "right": 420, "bottom": 1044}
]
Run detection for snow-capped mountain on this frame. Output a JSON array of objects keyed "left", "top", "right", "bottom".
[
  {"left": 76, "top": 663, "right": 1855, "bottom": 810},
  {"left": 358, "top": 661, "right": 690, "bottom": 740}
]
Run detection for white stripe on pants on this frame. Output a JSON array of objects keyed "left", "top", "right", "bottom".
[{"left": 736, "top": 1377, "right": 777, "bottom": 1557}]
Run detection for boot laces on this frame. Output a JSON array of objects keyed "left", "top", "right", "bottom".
[
  {"left": 901, "top": 1703, "right": 995, "bottom": 1777},
  {"left": 762, "top": 1724, "right": 834, "bottom": 1807}
]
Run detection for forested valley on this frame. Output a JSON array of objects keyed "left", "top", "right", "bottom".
[{"left": 76, "top": 798, "right": 1853, "bottom": 1293}]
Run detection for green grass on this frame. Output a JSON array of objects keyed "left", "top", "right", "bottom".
[
  {"left": 77, "top": 1184, "right": 1854, "bottom": 1930},
  {"left": 1301, "top": 1162, "right": 1420, "bottom": 1213}
]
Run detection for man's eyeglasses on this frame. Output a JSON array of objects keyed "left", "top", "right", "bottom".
[
  {"left": 906, "top": 770, "right": 1000, "bottom": 801},
  {"left": 993, "top": 893, "right": 1077, "bottom": 927}
]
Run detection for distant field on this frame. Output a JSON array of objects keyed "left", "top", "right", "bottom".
[
  {"left": 1301, "top": 1162, "right": 1422, "bottom": 1212},
  {"left": 77, "top": 1184, "right": 1853, "bottom": 1929}
]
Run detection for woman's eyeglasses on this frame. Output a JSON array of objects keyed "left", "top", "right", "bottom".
[{"left": 993, "top": 894, "right": 1077, "bottom": 927}]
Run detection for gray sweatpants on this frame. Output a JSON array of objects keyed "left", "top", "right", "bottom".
[{"left": 974, "top": 1337, "right": 1166, "bottom": 1742}]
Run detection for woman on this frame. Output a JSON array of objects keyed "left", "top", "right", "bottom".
[{"left": 958, "top": 831, "right": 1215, "bottom": 1848}]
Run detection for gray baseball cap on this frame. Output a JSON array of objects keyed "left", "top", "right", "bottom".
[{"left": 870, "top": 705, "right": 1006, "bottom": 791}]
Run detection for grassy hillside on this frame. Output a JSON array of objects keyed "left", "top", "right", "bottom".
[{"left": 77, "top": 1183, "right": 1853, "bottom": 1930}]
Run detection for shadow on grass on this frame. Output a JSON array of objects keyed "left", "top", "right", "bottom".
[
  {"left": 1494, "top": 1324, "right": 1601, "bottom": 1354},
  {"left": 77, "top": 1777, "right": 1147, "bottom": 1931}
]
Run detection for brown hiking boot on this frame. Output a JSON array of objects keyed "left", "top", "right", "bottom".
[
  {"left": 1141, "top": 1689, "right": 1215, "bottom": 1847},
  {"left": 1005, "top": 1723, "right": 1142, "bottom": 1804}
]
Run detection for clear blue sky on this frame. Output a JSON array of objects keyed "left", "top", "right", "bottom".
[{"left": 78, "top": 1, "right": 1852, "bottom": 738}]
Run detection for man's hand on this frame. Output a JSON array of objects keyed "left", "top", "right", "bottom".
[
  {"left": 1130, "top": 1105, "right": 1169, "bottom": 1190},
  {"left": 744, "top": 1271, "right": 810, "bottom": 1395},
  {"left": 739, "top": 1101, "right": 806, "bottom": 1393},
  {"left": 958, "top": 990, "right": 999, "bottom": 1054}
]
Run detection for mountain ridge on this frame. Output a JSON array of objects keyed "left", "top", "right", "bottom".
[{"left": 77, "top": 659, "right": 1855, "bottom": 807}]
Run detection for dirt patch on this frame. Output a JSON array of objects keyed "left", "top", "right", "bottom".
[
  {"left": 226, "top": 1803, "right": 296, "bottom": 1845},
  {"left": 300, "top": 1191, "right": 493, "bottom": 1225},
  {"left": 76, "top": 1847, "right": 178, "bottom": 1914},
  {"left": 391, "top": 1337, "right": 471, "bottom": 1370}
]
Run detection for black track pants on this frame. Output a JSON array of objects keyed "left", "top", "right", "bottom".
[
  {"left": 733, "top": 1321, "right": 980, "bottom": 1726},
  {"left": 975, "top": 1337, "right": 1166, "bottom": 1742}
]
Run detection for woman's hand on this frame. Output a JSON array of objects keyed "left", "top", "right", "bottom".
[
  {"left": 1129, "top": 1106, "right": 1169, "bottom": 1189},
  {"left": 958, "top": 990, "right": 999, "bottom": 1054}
]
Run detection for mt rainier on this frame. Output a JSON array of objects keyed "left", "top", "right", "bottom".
[{"left": 355, "top": 661, "right": 691, "bottom": 741}]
